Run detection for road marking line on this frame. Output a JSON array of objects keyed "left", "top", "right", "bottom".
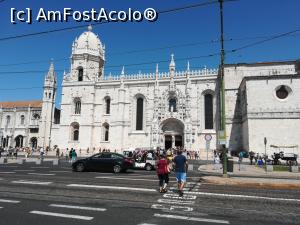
[
  {"left": 154, "top": 213, "right": 230, "bottom": 224},
  {"left": 163, "top": 193, "right": 197, "bottom": 200},
  {"left": 138, "top": 223, "right": 157, "bottom": 225},
  {"left": 186, "top": 191, "right": 300, "bottom": 202},
  {"left": 67, "top": 184, "right": 156, "bottom": 192},
  {"left": 27, "top": 173, "right": 55, "bottom": 176},
  {"left": 12, "top": 180, "right": 52, "bottom": 185},
  {"left": 14, "top": 170, "right": 35, "bottom": 172},
  {"left": 151, "top": 204, "right": 193, "bottom": 212},
  {"left": 29, "top": 210, "right": 93, "bottom": 220},
  {"left": 157, "top": 199, "right": 195, "bottom": 205},
  {"left": 0, "top": 199, "right": 20, "bottom": 203},
  {"left": 49, "top": 204, "right": 106, "bottom": 211},
  {"left": 169, "top": 187, "right": 191, "bottom": 191},
  {"left": 49, "top": 170, "right": 71, "bottom": 173},
  {"left": 30, "top": 167, "right": 50, "bottom": 169},
  {"left": 94, "top": 176, "right": 176, "bottom": 182},
  {"left": 0, "top": 171, "right": 16, "bottom": 174}
]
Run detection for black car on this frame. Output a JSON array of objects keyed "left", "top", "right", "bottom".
[{"left": 72, "top": 152, "right": 134, "bottom": 173}]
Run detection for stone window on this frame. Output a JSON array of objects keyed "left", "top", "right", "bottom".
[
  {"left": 102, "top": 123, "right": 109, "bottom": 141},
  {"left": 74, "top": 98, "right": 81, "bottom": 114},
  {"left": 20, "top": 115, "right": 25, "bottom": 125},
  {"left": 276, "top": 85, "right": 290, "bottom": 100},
  {"left": 204, "top": 94, "right": 213, "bottom": 129},
  {"left": 105, "top": 97, "right": 111, "bottom": 114},
  {"left": 6, "top": 115, "right": 10, "bottom": 127},
  {"left": 78, "top": 67, "right": 83, "bottom": 81},
  {"left": 169, "top": 98, "right": 177, "bottom": 112},
  {"left": 136, "top": 98, "right": 144, "bottom": 130},
  {"left": 70, "top": 122, "right": 80, "bottom": 141}
]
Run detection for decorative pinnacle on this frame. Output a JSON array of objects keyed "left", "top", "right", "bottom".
[
  {"left": 156, "top": 63, "right": 159, "bottom": 73},
  {"left": 121, "top": 66, "right": 125, "bottom": 75},
  {"left": 88, "top": 24, "right": 93, "bottom": 31},
  {"left": 187, "top": 61, "right": 190, "bottom": 71},
  {"left": 169, "top": 53, "right": 175, "bottom": 70}
]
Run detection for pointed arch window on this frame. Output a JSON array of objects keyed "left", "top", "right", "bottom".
[
  {"left": 136, "top": 98, "right": 144, "bottom": 130},
  {"left": 20, "top": 115, "right": 25, "bottom": 125},
  {"left": 169, "top": 98, "right": 177, "bottom": 112},
  {"left": 105, "top": 97, "right": 111, "bottom": 114},
  {"left": 102, "top": 123, "right": 109, "bottom": 141},
  {"left": 78, "top": 67, "right": 83, "bottom": 81},
  {"left": 204, "top": 94, "right": 213, "bottom": 129},
  {"left": 6, "top": 115, "right": 11, "bottom": 127},
  {"left": 74, "top": 98, "right": 81, "bottom": 114},
  {"left": 70, "top": 122, "right": 80, "bottom": 141}
]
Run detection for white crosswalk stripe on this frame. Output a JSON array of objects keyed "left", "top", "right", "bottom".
[
  {"left": 12, "top": 180, "right": 52, "bottom": 185},
  {"left": 28, "top": 172, "right": 55, "bottom": 176},
  {"left": 67, "top": 184, "right": 156, "bottom": 192},
  {"left": 29, "top": 210, "right": 93, "bottom": 220},
  {"left": 49, "top": 204, "right": 106, "bottom": 211},
  {"left": 154, "top": 213, "right": 230, "bottom": 224},
  {"left": 0, "top": 199, "right": 20, "bottom": 203}
]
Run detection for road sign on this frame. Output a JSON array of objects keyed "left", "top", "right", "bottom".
[{"left": 204, "top": 134, "right": 212, "bottom": 141}]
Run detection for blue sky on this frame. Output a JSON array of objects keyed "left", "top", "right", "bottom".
[{"left": 0, "top": 0, "right": 299, "bottom": 105}]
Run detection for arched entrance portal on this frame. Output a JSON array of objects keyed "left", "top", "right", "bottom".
[
  {"left": 161, "top": 118, "right": 184, "bottom": 150},
  {"left": 15, "top": 135, "right": 24, "bottom": 148}
]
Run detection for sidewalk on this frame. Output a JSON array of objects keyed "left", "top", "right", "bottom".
[{"left": 199, "top": 162, "right": 300, "bottom": 190}]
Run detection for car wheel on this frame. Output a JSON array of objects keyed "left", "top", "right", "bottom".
[
  {"left": 113, "top": 165, "right": 121, "bottom": 173},
  {"left": 145, "top": 164, "right": 152, "bottom": 171},
  {"left": 76, "top": 163, "right": 85, "bottom": 172}
]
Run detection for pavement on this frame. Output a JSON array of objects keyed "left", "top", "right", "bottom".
[
  {"left": 199, "top": 160, "right": 300, "bottom": 190},
  {"left": 0, "top": 160, "right": 300, "bottom": 225}
]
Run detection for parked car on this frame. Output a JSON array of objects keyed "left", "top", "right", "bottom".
[{"left": 72, "top": 152, "right": 135, "bottom": 173}]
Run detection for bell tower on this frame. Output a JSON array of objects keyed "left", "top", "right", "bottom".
[{"left": 38, "top": 62, "right": 57, "bottom": 149}]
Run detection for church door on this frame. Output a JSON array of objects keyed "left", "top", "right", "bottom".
[{"left": 165, "top": 135, "right": 172, "bottom": 150}]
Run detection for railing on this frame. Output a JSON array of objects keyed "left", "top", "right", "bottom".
[{"left": 102, "top": 68, "right": 218, "bottom": 81}]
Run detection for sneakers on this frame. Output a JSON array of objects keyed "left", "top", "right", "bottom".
[
  {"left": 178, "top": 190, "right": 184, "bottom": 197},
  {"left": 159, "top": 188, "right": 167, "bottom": 193}
]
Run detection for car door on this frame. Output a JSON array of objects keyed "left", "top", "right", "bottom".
[
  {"left": 87, "top": 153, "right": 103, "bottom": 171},
  {"left": 99, "top": 153, "right": 113, "bottom": 171}
]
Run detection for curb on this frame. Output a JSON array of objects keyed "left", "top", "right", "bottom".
[{"left": 202, "top": 176, "right": 300, "bottom": 190}]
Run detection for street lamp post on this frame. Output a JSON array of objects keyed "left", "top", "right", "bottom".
[{"left": 218, "top": 0, "right": 228, "bottom": 177}]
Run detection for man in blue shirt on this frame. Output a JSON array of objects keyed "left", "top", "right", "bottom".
[{"left": 173, "top": 150, "right": 188, "bottom": 197}]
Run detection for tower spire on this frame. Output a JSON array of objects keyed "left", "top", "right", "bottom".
[
  {"left": 169, "top": 54, "right": 175, "bottom": 72},
  {"left": 45, "top": 61, "right": 56, "bottom": 83}
]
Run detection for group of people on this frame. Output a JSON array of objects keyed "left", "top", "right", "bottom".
[
  {"left": 65, "top": 148, "right": 78, "bottom": 163},
  {"left": 156, "top": 149, "right": 188, "bottom": 197}
]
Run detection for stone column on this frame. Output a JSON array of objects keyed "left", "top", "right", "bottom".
[{"left": 172, "top": 135, "right": 175, "bottom": 148}]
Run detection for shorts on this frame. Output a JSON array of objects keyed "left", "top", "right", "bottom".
[{"left": 176, "top": 172, "right": 186, "bottom": 183}]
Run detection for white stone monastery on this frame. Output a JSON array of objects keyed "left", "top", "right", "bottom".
[{"left": 0, "top": 26, "right": 299, "bottom": 156}]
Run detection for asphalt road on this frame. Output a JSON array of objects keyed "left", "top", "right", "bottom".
[{"left": 0, "top": 160, "right": 299, "bottom": 225}]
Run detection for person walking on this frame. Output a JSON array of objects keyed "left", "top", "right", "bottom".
[
  {"left": 71, "top": 149, "right": 77, "bottom": 163},
  {"left": 40, "top": 147, "right": 44, "bottom": 160},
  {"left": 156, "top": 154, "right": 169, "bottom": 193},
  {"left": 173, "top": 149, "right": 188, "bottom": 197},
  {"left": 56, "top": 148, "right": 60, "bottom": 158},
  {"left": 69, "top": 148, "right": 73, "bottom": 163},
  {"left": 65, "top": 148, "right": 69, "bottom": 162}
]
